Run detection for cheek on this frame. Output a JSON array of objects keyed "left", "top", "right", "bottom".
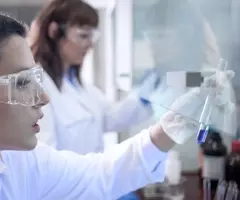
[
  {"left": 0, "top": 104, "right": 35, "bottom": 129},
  {"left": 60, "top": 41, "right": 83, "bottom": 60},
  {"left": 0, "top": 106, "right": 24, "bottom": 143}
]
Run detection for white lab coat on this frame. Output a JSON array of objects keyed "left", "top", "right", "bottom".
[
  {"left": 0, "top": 129, "right": 167, "bottom": 200},
  {"left": 38, "top": 72, "right": 152, "bottom": 154}
]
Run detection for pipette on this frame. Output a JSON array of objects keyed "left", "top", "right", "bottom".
[{"left": 196, "top": 58, "right": 228, "bottom": 144}]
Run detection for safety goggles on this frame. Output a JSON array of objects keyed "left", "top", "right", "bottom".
[{"left": 0, "top": 66, "right": 44, "bottom": 106}]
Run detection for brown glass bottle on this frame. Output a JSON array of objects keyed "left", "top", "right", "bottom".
[
  {"left": 200, "top": 130, "right": 227, "bottom": 199},
  {"left": 225, "top": 141, "right": 240, "bottom": 189}
]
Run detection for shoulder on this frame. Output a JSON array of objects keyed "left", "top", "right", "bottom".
[
  {"left": 0, "top": 144, "right": 70, "bottom": 198},
  {"left": 1, "top": 143, "right": 52, "bottom": 168},
  {"left": 0, "top": 144, "right": 51, "bottom": 194},
  {"left": 1, "top": 143, "right": 67, "bottom": 181}
]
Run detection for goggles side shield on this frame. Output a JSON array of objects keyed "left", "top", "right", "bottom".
[{"left": 0, "top": 66, "right": 44, "bottom": 106}]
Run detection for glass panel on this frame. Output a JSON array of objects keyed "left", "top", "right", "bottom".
[{"left": 132, "top": 0, "right": 238, "bottom": 139}]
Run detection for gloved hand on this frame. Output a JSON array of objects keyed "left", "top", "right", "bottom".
[
  {"left": 137, "top": 68, "right": 161, "bottom": 105},
  {"left": 118, "top": 192, "right": 140, "bottom": 200},
  {"left": 159, "top": 69, "right": 236, "bottom": 144}
]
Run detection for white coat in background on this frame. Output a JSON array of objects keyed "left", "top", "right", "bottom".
[{"left": 38, "top": 72, "right": 153, "bottom": 154}]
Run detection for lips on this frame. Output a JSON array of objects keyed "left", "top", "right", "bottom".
[
  {"left": 32, "top": 124, "right": 40, "bottom": 133},
  {"left": 32, "top": 113, "right": 44, "bottom": 133}
]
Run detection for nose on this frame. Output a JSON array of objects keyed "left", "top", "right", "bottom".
[
  {"left": 88, "top": 38, "right": 94, "bottom": 48},
  {"left": 41, "top": 90, "right": 50, "bottom": 105},
  {"left": 81, "top": 36, "right": 93, "bottom": 49}
]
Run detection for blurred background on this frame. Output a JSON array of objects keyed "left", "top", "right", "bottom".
[{"left": 2, "top": 0, "right": 240, "bottom": 173}]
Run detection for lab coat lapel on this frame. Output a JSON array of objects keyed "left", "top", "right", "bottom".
[
  {"left": 62, "top": 79, "right": 97, "bottom": 117},
  {"left": 43, "top": 72, "right": 87, "bottom": 126}
]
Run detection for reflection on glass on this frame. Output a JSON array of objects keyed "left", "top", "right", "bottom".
[{"left": 132, "top": 0, "right": 237, "bottom": 137}]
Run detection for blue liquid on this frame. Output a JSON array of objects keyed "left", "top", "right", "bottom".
[{"left": 197, "top": 126, "right": 209, "bottom": 144}]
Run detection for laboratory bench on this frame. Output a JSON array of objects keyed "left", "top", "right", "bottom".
[{"left": 138, "top": 171, "right": 200, "bottom": 200}]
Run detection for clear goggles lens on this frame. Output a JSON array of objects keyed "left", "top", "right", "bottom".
[
  {"left": 0, "top": 66, "right": 44, "bottom": 106},
  {"left": 68, "top": 28, "right": 100, "bottom": 44}
]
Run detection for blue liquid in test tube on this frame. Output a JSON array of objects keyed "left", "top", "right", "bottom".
[{"left": 197, "top": 124, "right": 210, "bottom": 144}]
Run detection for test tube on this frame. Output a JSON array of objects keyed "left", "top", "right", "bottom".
[{"left": 196, "top": 58, "right": 228, "bottom": 144}]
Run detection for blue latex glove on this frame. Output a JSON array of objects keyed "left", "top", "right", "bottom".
[
  {"left": 137, "top": 68, "right": 161, "bottom": 105},
  {"left": 118, "top": 192, "right": 140, "bottom": 200}
]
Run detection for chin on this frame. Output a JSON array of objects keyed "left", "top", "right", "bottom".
[
  {"left": 19, "top": 137, "right": 38, "bottom": 151},
  {"left": 72, "top": 60, "right": 83, "bottom": 65},
  {"left": 26, "top": 139, "right": 38, "bottom": 150},
  {"left": 71, "top": 56, "right": 84, "bottom": 65},
  {"left": 0, "top": 134, "right": 38, "bottom": 151}
]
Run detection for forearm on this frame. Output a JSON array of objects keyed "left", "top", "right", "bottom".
[
  {"left": 150, "top": 123, "right": 176, "bottom": 152},
  {"left": 100, "top": 129, "right": 168, "bottom": 199}
]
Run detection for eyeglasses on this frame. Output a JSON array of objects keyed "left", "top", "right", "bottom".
[
  {"left": 65, "top": 27, "right": 100, "bottom": 45},
  {"left": 0, "top": 66, "right": 44, "bottom": 106}
]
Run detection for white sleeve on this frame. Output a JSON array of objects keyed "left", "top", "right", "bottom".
[
  {"left": 92, "top": 86, "right": 153, "bottom": 132},
  {"left": 104, "top": 95, "right": 153, "bottom": 132},
  {"left": 37, "top": 104, "right": 57, "bottom": 148},
  {"left": 36, "top": 129, "right": 167, "bottom": 200}
]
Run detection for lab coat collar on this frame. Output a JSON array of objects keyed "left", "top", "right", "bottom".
[
  {"left": 43, "top": 72, "right": 81, "bottom": 126},
  {"left": 44, "top": 72, "right": 94, "bottom": 126}
]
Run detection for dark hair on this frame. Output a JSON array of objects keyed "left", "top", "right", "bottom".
[
  {"left": 31, "top": 0, "right": 99, "bottom": 90},
  {"left": 0, "top": 13, "right": 27, "bottom": 59}
]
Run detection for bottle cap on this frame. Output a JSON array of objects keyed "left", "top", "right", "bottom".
[{"left": 231, "top": 140, "right": 240, "bottom": 152}]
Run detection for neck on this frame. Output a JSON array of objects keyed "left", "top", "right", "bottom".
[{"left": 63, "top": 60, "right": 70, "bottom": 73}]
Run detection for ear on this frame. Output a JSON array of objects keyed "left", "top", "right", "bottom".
[
  {"left": 27, "top": 19, "right": 39, "bottom": 46},
  {"left": 48, "top": 21, "right": 59, "bottom": 39}
]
